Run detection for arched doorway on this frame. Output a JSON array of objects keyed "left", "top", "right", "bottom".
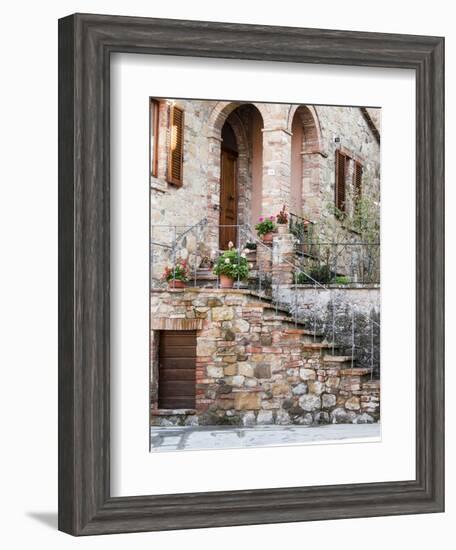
[
  {"left": 214, "top": 104, "right": 263, "bottom": 250},
  {"left": 290, "top": 105, "right": 322, "bottom": 218},
  {"left": 219, "top": 122, "right": 238, "bottom": 250},
  {"left": 291, "top": 114, "right": 304, "bottom": 216}
]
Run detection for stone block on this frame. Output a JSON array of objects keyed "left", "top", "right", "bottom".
[
  {"left": 275, "top": 411, "right": 291, "bottom": 425},
  {"left": 272, "top": 382, "right": 289, "bottom": 397},
  {"left": 257, "top": 410, "right": 274, "bottom": 425},
  {"left": 254, "top": 363, "right": 271, "bottom": 379},
  {"left": 345, "top": 396, "right": 361, "bottom": 411},
  {"left": 314, "top": 411, "right": 330, "bottom": 424},
  {"left": 242, "top": 411, "right": 256, "bottom": 426},
  {"left": 308, "top": 380, "right": 325, "bottom": 395},
  {"left": 299, "top": 367, "right": 316, "bottom": 381},
  {"left": 292, "top": 383, "right": 308, "bottom": 395},
  {"left": 234, "top": 393, "right": 261, "bottom": 410},
  {"left": 224, "top": 364, "right": 236, "bottom": 376},
  {"left": 212, "top": 306, "right": 234, "bottom": 321},
  {"left": 354, "top": 412, "right": 375, "bottom": 424},
  {"left": 260, "top": 334, "right": 273, "bottom": 346},
  {"left": 330, "top": 407, "right": 357, "bottom": 424},
  {"left": 197, "top": 339, "right": 217, "bottom": 356},
  {"left": 293, "top": 412, "right": 314, "bottom": 425},
  {"left": 217, "top": 384, "right": 233, "bottom": 395},
  {"left": 238, "top": 363, "right": 254, "bottom": 377},
  {"left": 234, "top": 318, "right": 250, "bottom": 333},
  {"left": 232, "top": 375, "right": 245, "bottom": 387},
  {"left": 326, "top": 376, "right": 340, "bottom": 390},
  {"left": 207, "top": 365, "right": 224, "bottom": 378},
  {"left": 207, "top": 298, "right": 223, "bottom": 307},
  {"left": 322, "top": 393, "right": 337, "bottom": 408},
  {"left": 299, "top": 394, "right": 321, "bottom": 411}
]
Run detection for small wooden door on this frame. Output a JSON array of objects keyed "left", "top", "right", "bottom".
[
  {"left": 219, "top": 148, "right": 238, "bottom": 250},
  {"left": 158, "top": 330, "right": 196, "bottom": 409}
]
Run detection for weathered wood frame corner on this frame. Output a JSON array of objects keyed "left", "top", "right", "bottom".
[{"left": 58, "top": 13, "right": 445, "bottom": 536}]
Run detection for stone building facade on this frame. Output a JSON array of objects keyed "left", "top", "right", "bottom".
[
  {"left": 151, "top": 100, "right": 380, "bottom": 274},
  {"left": 150, "top": 99, "right": 381, "bottom": 428}
]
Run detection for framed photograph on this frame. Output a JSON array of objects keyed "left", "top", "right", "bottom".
[{"left": 58, "top": 13, "right": 444, "bottom": 535}]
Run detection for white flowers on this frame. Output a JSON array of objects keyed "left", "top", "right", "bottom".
[{"left": 224, "top": 258, "right": 231, "bottom": 264}]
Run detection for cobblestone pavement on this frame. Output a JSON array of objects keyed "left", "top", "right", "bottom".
[{"left": 150, "top": 423, "right": 381, "bottom": 452}]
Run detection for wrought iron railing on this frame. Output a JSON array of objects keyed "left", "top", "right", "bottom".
[{"left": 151, "top": 222, "right": 381, "bottom": 375}]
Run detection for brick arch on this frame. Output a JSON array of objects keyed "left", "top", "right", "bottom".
[
  {"left": 287, "top": 105, "right": 323, "bottom": 153},
  {"left": 207, "top": 101, "right": 271, "bottom": 138},
  {"left": 222, "top": 111, "right": 249, "bottom": 157},
  {"left": 222, "top": 112, "right": 250, "bottom": 230},
  {"left": 289, "top": 105, "right": 324, "bottom": 219},
  {"left": 206, "top": 102, "right": 265, "bottom": 247}
]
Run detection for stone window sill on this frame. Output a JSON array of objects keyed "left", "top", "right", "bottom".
[{"left": 150, "top": 177, "right": 167, "bottom": 193}]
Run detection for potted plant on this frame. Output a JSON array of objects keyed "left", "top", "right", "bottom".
[
  {"left": 213, "top": 247, "right": 249, "bottom": 289},
  {"left": 276, "top": 205, "right": 288, "bottom": 234},
  {"left": 162, "top": 259, "right": 189, "bottom": 289},
  {"left": 255, "top": 215, "right": 276, "bottom": 243}
]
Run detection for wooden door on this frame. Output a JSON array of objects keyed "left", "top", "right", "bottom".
[
  {"left": 158, "top": 330, "right": 196, "bottom": 409},
  {"left": 219, "top": 148, "right": 238, "bottom": 250}
]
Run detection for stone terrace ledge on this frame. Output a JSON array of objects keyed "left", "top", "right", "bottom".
[
  {"left": 150, "top": 288, "right": 264, "bottom": 294},
  {"left": 278, "top": 283, "right": 380, "bottom": 290}
]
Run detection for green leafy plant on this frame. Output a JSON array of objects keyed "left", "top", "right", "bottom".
[
  {"left": 295, "top": 271, "right": 311, "bottom": 285},
  {"left": 352, "top": 195, "right": 380, "bottom": 242},
  {"left": 295, "top": 265, "right": 333, "bottom": 285},
  {"left": 213, "top": 249, "right": 249, "bottom": 280},
  {"left": 162, "top": 259, "right": 189, "bottom": 282},
  {"left": 255, "top": 215, "right": 276, "bottom": 237},
  {"left": 332, "top": 275, "right": 351, "bottom": 284}
]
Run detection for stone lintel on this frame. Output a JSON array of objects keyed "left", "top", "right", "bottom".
[{"left": 151, "top": 318, "right": 204, "bottom": 330}]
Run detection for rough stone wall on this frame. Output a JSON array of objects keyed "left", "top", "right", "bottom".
[
  {"left": 274, "top": 285, "right": 380, "bottom": 374},
  {"left": 151, "top": 289, "right": 380, "bottom": 427}
]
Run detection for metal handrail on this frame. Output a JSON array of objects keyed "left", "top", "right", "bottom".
[{"left": 151, "top": 222, "right": 380, "bottom": 329}]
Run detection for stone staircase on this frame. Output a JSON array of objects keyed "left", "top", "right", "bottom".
[{"left": 150, "top": 286, "right": 379, "bottom": 427}]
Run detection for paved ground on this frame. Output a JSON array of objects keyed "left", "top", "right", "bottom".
[{"left": 150, "top": 423, "right": 381, "bottom": 452}]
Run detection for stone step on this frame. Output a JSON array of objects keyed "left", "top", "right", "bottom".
[
  {"left": 245, "top": 291, "right": 293, "bottom": 314},
  {"left": 283, "top": 328, "right": 323, "bottom": 337},
  {"left": 340, "top": 368, "right": 373, "bottom": 377},
  {"left": 263, "top": 314, "right": 308, "bottom": 327},
  {"left": 302, "top": 342, "right": 340, "bottom": 351},
  {"left": 362, "top": 379, "right": 380, "bottom": 390},
  {"left": 323, "top": 355, "right": 354, "bottom": 363}
]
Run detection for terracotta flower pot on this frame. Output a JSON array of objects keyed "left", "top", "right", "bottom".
[
  {"left": 168, "top": 279, "right": 186, "bottom": 289},
  {"left": 219, "top": 274, "right": 234, "bottom": 289},
  {"left": 262, "top": 232, "right": 274, "bottom": 243},
  {"left": 277, "top": 223, "right": 288, "bottom": 234}
]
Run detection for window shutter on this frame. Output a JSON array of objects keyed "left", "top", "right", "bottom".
[
  {"left": 335, "top": 150, "right": 346, "bottom": 212},
  {"left": 354, "top": 161, "right": 363, "bottom": 203},
  {"left": 167, "top": 105, "right": 184, "bottom": 186},
  {"left": 150, "top": 99, "right": 160, "bottom": 178}
]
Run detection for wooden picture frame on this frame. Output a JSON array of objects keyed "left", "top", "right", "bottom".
[{"left": 58, "top": 13, "right": 445, "bottom": 535}]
